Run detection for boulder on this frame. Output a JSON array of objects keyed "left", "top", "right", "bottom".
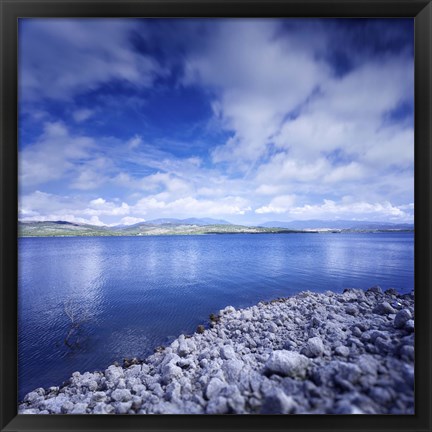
[
  {"left": 367, "top": 285, "right": 383, "bottom": 294},
  {"left": 265, "top": 350, "right": 310, "bottom": 378},
  {"left": 105, "top": 365, "right": 124, "bottom": 383},
  {"left": 304, "top": 337, "right": 324, "bottom": 358},
  {"left": 405, "top": 319, "right": 415, "bottom": 332},
  {"left": 334, "top": 345, "right": 350, "bottom": 357},
  {"left": 260, "top": 389, "right": 297, "bottom": 414},
  {"left": 394, "top": 309, "right": 412, "bottom": 329},
  {"left": 111, "top": 388, "right": 132, "bottom": 402},
  {"left": 220, "top": 345, "right": 236, "bottom": 360},
  {"left": 373, "top": 302, "right": 396, "bottom": 315},
  {"left": 206, "top": 377, "right": 226, "bottom": 399}
]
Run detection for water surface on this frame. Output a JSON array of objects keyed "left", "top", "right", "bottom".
[{"left": 18, "top": 233, "right": 414, "bottom": 399}]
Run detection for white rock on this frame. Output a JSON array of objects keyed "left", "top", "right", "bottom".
[
  {"left": 405, "top": 319, "right": 415, "bottom": 332},
  {"left": 265, "top": 350, "right": 310, "bottom": 378},
  {"left": 40, "top": 394, "right": 68, "bottom": 414},
  {"left": 334, "top": 345, "right": 350, "bottom": 357},
  {"left": 206, "top": 396, "right": 229, "bottom": 414},
  {"left": 124, "top": 364, "right": 142, "bottom": 378},
  {"left": 222, "top": 359, "right": 244, "bottom": 382},
  {"left": 220, "top": 306, "right": 236, "bottom": 315},
  {"left": 93, "top": 402, "right": 113, "bottom": 414},
  {"left": 162, "top": 363, "right": 183, "bottom": 382},
  {"left": 111, "top": 388, "right": 132, "bottom": 402},
  {"left": 261, "top": 389, "right": 297, "bottom": 414},
  {"left": 114, "top": 401, "right": 133, "bottom": 414},
  {"left": 206, "top": 377, "right": 226, "bottom": 399},
  {"left": 91, "top": 392, "right": 107, "bottom": 402},
  {"left": 70, "top": 403, "right": 88, "bottom": 414},
  {"left": 61, "top": 400, "right": 75, "bottom": 414},
  {"left": 241, "top": 310, "right": 253, "bottom": 320},
  {"left": 220, "top": 345, "right": 236, "bottom": 360},
  {"left": 394, "top": 309, "right": 412, "bottom": 329},
  {"left": 23, "top": 391, "right": 40, "bottom": 403},
  {"left": 105, "top": 365, "right": 124, "bottom": 383},
  {"left": 305, "top": 337, "right": 324, "bottom": 358}
]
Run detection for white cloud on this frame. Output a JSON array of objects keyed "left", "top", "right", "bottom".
[
  {"left": 19, "top": 213, "right": 105, "bottom": 226},
  {"left": 287, "top": 199, "right": 412, "bottom": 221},
  {"left": 127, "top": 135, "right": 142, "bottom": 150},
  {"left": 18, "top": 20, "right": 414, "bottom": 225},
  {"left": 90, "top": 198, "right": 106, "bottom": 206},
  {"left": 322, "top": 162, "right": 366, "bottom": 184},
  {"left": 20, "top": 19, "right": 161, "bottom": 101},
  {"left": 72, "top": 108, "right": 94, "bottom": 123},
  {"left": 19, "top": 121, "right": 105, "bottom": 189},
  {"left": 184, "top": 20, "right": 330, "bottom": 166},
  {"left": 181, "top": 20, "right": 413, "bottom": 219},
  {"left": 133, "top": 195, "right": 252, "bottom": 218},
  {"left": 19, "top": 189, "right": 253, "bottom": 225},
  {"left": 19, "top": 122, "right": 145, "bottom": 191},
  {"left": 19, "top": 191, "right": 130, "bottom": 224},
  {"left": 119, "top": 216, "right": 146, "bottom": 226},
  {"left": 71, "top": 170, "right": 106, "bottom": 191},
  {"left": 19, "top": 122, "right": 94, "bottom": 187},
  {"left": 255, "top": 195, "right": 296, "bottom": 214},
  {"left": 256, "top": 155, "right": 329, "bottom": 184},
  {"left": 84, "top": 200, "right": 130, "bottom": 217}
]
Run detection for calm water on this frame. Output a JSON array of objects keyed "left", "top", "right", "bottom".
[{"left": 18, "top": 233, "right": 414, "bottom": 399}]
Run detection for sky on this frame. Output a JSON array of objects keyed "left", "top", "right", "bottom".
[{"left": 18, "top": 18, "right": 414, "bottom": 226}]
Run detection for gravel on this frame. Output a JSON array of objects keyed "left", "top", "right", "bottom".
[{"left": 19, "top": 286, "right": 414, "bottom": 415}]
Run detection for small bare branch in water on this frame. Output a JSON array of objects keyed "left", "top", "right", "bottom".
[{"left": 63, "top": 299, "right": 90, "bottom": 348}]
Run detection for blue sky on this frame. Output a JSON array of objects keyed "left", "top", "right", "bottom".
[{"left": 18, "top": 18, "right": 414, "bottom": 226}]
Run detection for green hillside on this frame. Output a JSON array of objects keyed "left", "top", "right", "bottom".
[{"left": 18, "top": 221, "right": 299, "bottom": 237}]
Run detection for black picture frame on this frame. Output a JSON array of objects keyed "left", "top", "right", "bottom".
[{"left": 1, "top": 1, "right": 431, "bottom": 431}]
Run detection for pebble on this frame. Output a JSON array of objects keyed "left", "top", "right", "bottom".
[
  {"left": 205, "top": 378, "right": 225, "bottom": 399},
  {"left": 220, "top": 345, "right": 236, "bottom": 360},
  {"left": 265, "top": 350, "right": 310, "bottom": 378},
  {"left": 373, "top": 301, "right": 397, "bottom": 315},
  {"left": 304, "top": 337, "right": 325, "bottom": 358},
  {"left": 111, "top": 389, "right": 132, "bottom": 402},
  {"left": 394, "top": 309, "right": 412, "bottom": 329},
  {"left": 334, "top": 345, "right": 350, "bottom": 357},
  {"left": 19, "top": 287, "right": 414, "bottom": 415},
  {"left": 260, "top": 389, "right": 297, "bottom": 414},
  {"left": 405, "top": 320, "right": 414, "bottom": 332}
]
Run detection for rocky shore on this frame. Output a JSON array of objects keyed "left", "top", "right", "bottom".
[{"left": 19, "top": 286, "right": 414, "bottom": 415}]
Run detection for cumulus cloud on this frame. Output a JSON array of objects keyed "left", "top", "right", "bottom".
[
  {"left": 19, "top": 122, "right": 95, "bottom": 187},
  {"left": 18, "top": 19, "right": 414, "bottom": 225},
  {"left": 18, "top": 122, "right": 145, "bottom": 192},
  {"left": 255, "top": 195, "right": 296, "bottom": 214},
  {"left": 133, "top": 195, "right": 252, "bottom": 218},
  {"left": 19, "top": 191, "right": 130, "bottom": 224},
  {"left": 19, "top": 19, "right": 161, "bottom": 101},
  {"left": 287, "top": 199, "right": 413, "bottom": 222},
  {"left": 118, "top": 216, "right": 146, "bottom": 226},
  {"left": 181, "top": 19, "right": 413, "bottom": 218},
  {"left": 18, "top": 189, "right": 253, "bottom": 225},
  {"left": 184, "top": 20, "right": 330, "bottom": 166},
  {"left": 72, "top": 108, "right": 94, "bottom": 123}
]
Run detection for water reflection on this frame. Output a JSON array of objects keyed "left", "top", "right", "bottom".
[{"left": 18, "top": 233, "right": 414, "bottom": 399}]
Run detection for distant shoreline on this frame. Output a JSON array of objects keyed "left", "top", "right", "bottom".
[
  {"left": 18, "top": 230, "right": 414, "bottom": 238},
  {"left": 18, "top": 219, "right": 414, "bottom": 238}
]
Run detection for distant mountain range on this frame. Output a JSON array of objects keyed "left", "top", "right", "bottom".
[
  {"left": 140, "top": 218, "right": 231, "bottom": 226},
  {"left": 18, "top": 219, "right": 294, "bottom": 237},
  {"left": 258, "top": 220, "right": 414, "bottom": 231},
  {"left": 18, "top": 218, "right": 413, "bottom": 237}
]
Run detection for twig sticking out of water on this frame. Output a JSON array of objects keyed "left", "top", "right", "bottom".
[{"left": 63, "top": 299, "right": 89, "bottom": 348}]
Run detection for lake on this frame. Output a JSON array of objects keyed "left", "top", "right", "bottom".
[{"left": 18, "top": 232, "right": 414, "bottom": 399}]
